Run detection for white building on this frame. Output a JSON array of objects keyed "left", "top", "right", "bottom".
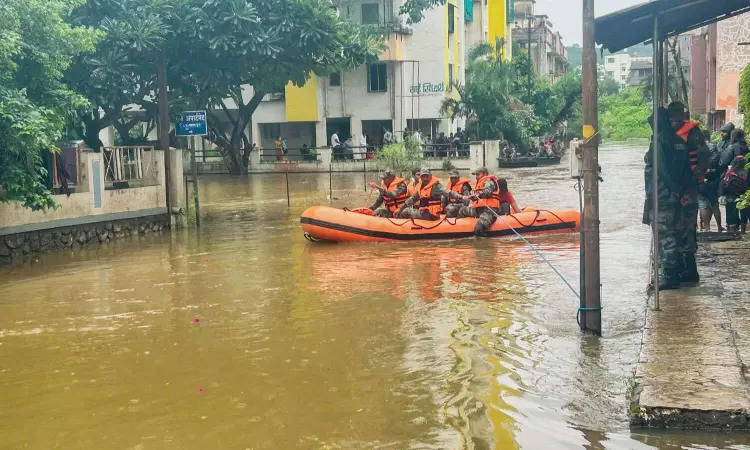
[
  {"left": 601, "top": 52, "right": 652, "bottom": 84},
  {"left": 223, "top": 0, "right": 514, "bottom": 152}
]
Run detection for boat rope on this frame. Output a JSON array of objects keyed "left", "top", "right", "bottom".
[{"left": 487, "top": 208, "right": 581, "bottom": 302}]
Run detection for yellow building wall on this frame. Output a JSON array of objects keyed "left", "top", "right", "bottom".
[
  {"left": 380, "top": 34, "right": 404, "bottom": 61},
  {"left": 285, "top": 75, "right": 319, "bottom": 122},
  {"left": 488, "top": 0, "right": 508, "bottom": 59}
]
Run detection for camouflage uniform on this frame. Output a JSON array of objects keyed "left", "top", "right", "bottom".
[
  {"left": 400, "top": 174, "right": 463, "bottom": 220},
  {"left": 369, "top": 177, "right": 408, "bottom": 218},
  {"left": 443, "top": 177, "right": 473, "bottom": 218},
  {"left": 644, "top": 107, "right": 693, "bottom": 283},
  {"left": 458, "top": 178, "right": 501, "bottom": 234}
]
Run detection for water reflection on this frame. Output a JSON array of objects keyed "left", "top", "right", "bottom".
[{"left": 1, "top": 147, "right": 749, "bottom": 448}]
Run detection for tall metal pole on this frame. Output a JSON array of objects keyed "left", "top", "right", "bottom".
[
  {"left": 652, "top": 15, "right": 661, "bottom": 311},
  {"left": 158, "top": 51, "right": 172, "bottom": 215},
  {"left": 581, "top": 0, "right": 601, "bottom": 335}
]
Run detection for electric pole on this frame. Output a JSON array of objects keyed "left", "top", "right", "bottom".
[{"left": 581, "top": 0, "right": 601, "bottom": 335}]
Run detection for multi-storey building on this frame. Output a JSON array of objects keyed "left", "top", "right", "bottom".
[
  {"left": 230, "top": 0, "right": 516, "bottom": 151},
  {"left": 511, "top": 0, "right": 568, "bottom": 83}
]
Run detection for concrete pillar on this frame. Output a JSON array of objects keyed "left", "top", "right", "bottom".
[
  {"left": 319, "top": 148, "right": 333, "bottom": 166},
  {"left": 250, "top": 121, "right": 261, "bottom": 148},
  {"left": 168, "top": 149, "right": 187, "bottom": 228},
  {"left": 469, "top": 141, "right": 484, "bottom": 172},
  {"left": 249, "top": 144, "right": 262, "bottom": 170},
  {"left": 350, "top": 118, "right": 363, "bottom": 145},
  {"left": 316, "top": 120, "right": 327, "bottom": 148},
  {"left": 485, "top": 140, "right": 500, "bottom": 170}
]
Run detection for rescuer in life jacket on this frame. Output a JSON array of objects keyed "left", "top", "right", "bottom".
[
  {"left": 367, "top": 170, "right": 409, "bottom": 218},
  {"left": 443, "top": 169, "right": 473, "bottom": 218},
  {"left": 668, "top": 101, "right": 710, "bottom": 285},
  {"left": 406, "top": 168, "right": 421, "bottom": 197},
  {"left": 458, "top": 167, "right": 519, "bottom": 235},
  {"left": 396, "top": 168, "right": 465, "bottom": 220}
]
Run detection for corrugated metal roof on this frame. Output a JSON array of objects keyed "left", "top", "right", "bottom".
[{"left": 595, "top": 0, "right": 750, "bottom": 54}]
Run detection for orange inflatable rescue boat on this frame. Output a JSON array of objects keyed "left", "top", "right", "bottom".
[{"left": 301, "top": 206, "right": 580, "bottom": 243}]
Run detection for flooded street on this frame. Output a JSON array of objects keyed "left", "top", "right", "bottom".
[{"left": 1, "top": 145, "right": 749, "bottom": 449}]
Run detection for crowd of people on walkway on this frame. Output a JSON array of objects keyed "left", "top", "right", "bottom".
[
  {"left": 500, "top": 137, "right": 566, "bottom": 160},
  {"left": 367, "top": 167, "right": 521, "bottom": 236},
  {"left": 645, "top": 101, "right": 748, "bottom": 291}
]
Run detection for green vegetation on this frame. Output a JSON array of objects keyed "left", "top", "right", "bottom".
[
  {"left": 440, "top": 43, "right": 581, "bottom": 149},
  {"left": 740, "top": 65, "right": 750, "bottom": 132},
  {"left": 599, "top": 86, "right": 652, "bottom": 142},
  {"left": 1, "top": 0, "right": 101, "bottom": 210},
  {"left": 375, "top": 136, "right": 424, "bottom": 177},
  {"left": 1, "top": 0, "right": 383, "bottom": 210}
]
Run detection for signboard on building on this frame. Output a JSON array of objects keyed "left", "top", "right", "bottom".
[
  {"left": 176, "top": 110, "right": 208, "bottom": 136},
  {"left": 409, "top": 82, "right": 446, "bottom": 96}
]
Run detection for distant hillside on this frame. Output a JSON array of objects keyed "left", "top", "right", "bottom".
[
  {"left": 567, "top": 45, "right": 582, "bottom": 67},
  {"left": 566, "top": 43, "right": 652, "bottom": 68}
]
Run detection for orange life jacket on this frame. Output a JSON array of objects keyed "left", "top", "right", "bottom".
[
  {"left": 676, "top": 121, "right": 704, "bottom": 183},
  {"left": 472, "top": 175, "right": 501, "bottom": 209},
  {"left": 446, "top": 178, "right": 471, "bottom": 204},
  {"left": 381, "top": 177, "right": 409, "bottom": 212},
  {"left": 417, "top": 177, "right": 442, "bottom": 217},
  {"left": 407, "top": 178, "right": 421, "bottom": 197}
]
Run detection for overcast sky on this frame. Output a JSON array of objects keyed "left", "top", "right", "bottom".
[{"left": 533, "top": 0, "right": 648, "bottom": 45}]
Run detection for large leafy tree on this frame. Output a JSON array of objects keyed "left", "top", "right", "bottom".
[
  {"left": 170, "top": 0, "right": 383, "bottom": 174},
  {"left": 0, "top": 0, "right": 100, "bottom": 210},
  {"left": 67, "top": 0, "right": 172, "bottom": 151}
]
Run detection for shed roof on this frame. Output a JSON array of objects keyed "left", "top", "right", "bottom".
[{"left": 595, "top": 0, "right": 750, "bottom": 54}]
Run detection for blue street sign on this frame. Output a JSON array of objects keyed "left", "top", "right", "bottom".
[{"left": 176, "top": 110, "right": 208, "bottom": 136}]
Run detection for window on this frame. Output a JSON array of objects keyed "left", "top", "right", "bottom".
[
  {"left": 361, "top": 3, "right": 380, "bottom": 25},
  {"left": 607, "top": 57, "right": 615, "bottom": 64},
  {"left": 606, "top": 71, "right": 614, "bottom": 78},
  {"left": 449, "top": 64, "right": 454, "bottom": 92},
  {"left": 367, "top": 63, "right": 388, "bottom": 92},
  {"left": 621, "top": 65, "right": 626, "bottom": 72},
  {"left": 448, "top": 4, "right": 455, "bottom": 34},
  {"left": 621, "top": 75, "right": 626, "bottom": 81},
  {"left": 330, "top": 72, "right": 341, "bottom": 87},
  {"left": 261, "top": 123, "right": 281, "bottom": 140}
]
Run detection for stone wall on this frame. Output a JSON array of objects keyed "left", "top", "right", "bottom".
[
  {"left": 716, "top": 13, "right": 750, "bottom": 125},
  {"left": 0, "top": 215, "right": 170, "bottom": 265}
]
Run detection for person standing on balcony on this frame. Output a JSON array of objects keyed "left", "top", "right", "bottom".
[{"left": 274, "top": 136, "right": 284, "bottom": 161}]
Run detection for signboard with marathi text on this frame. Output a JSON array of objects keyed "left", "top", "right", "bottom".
[
  {"left": 408, "top": 82, "right": 446, "bottom": 96},
  {"left": 176, "top": 110, "right": 208, "bottom": 137}
]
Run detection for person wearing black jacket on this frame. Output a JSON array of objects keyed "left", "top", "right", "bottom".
[
  {"left": 699, "top": 142, "right": 724, "bottom": 232},
  {"left": 643, "top": 107, "right": 693, "bottom": 290},
  {"left": 720, "top": 129, "right": 749, "bottom": 232}
]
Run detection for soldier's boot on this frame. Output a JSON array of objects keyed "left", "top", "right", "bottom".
[
  {"left": 658, "top": 269, "right": 681, "bottom": 291},
  {"left": 680, "top": 253, "right": 699, "bottom": 284},
  {"left": 742, "top": 223, "right": 747, "bottom": 234}
]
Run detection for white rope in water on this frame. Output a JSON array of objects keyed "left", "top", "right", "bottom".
[{"left": 487, "top": 208, "right": 581, "bottom": 300}]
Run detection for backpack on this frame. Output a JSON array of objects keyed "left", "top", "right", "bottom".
[{"left": 723, "top": 157, "right": 748, "bottom": 197}]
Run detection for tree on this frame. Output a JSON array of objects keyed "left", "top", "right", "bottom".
[
  {"left": 739, "top": 65, "right": 750, "bottom": 131},
  {"left": 1, "top": 0, "right": 100, "bottom": 210},
  {"left": 441, "top": 44, "right": 534, "bottom": 148},
  {"left": 171, "top": 0, "right": 383, "bottom": 174},
  {"left": 67, "top": 0, "right": 172, "bottom": 151},
  {"left": 599, "top": 86, "right": 651, "bottom": 141},
  {"left": 375, "top": 136, "right": 424, "bottom": 177},
  {"left": 399, "top": 0, "right": 445, "bottom": 24},
  {"left": 599, "top": 76, "right": 620, "bottom": 97}
]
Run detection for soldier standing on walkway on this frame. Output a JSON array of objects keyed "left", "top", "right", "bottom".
[
  {"left": 644, "top": 107, "right": 693, "bottom": 290},
  {"left": 668, "top": 101, "right": 710, "bottom": 284}
]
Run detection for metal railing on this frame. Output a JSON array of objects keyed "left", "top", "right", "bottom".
[
  {"left": 258, "top": 144, "right": 473, "bottom": 163},
  {"left": 260, "top": 147, "right": 325, "bottom": 164},
  {"left": 103, "top": 146, "right": 157, "bottom": 185}
]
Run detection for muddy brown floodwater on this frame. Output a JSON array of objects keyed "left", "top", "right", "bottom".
[{"left": 1, "top": 145, "right": 749, "bottom": 449}]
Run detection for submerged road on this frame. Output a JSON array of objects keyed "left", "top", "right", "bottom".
[{"left": 0, "top": 145, "right": 748, "bottom": 448}]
